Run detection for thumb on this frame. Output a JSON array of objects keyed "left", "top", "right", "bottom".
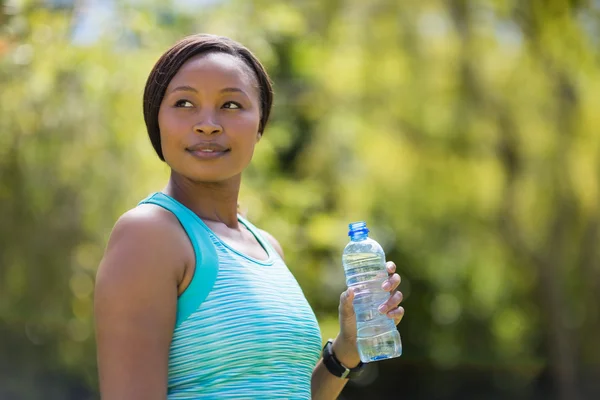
[{"left": 339, "top": 287, "right": 355, "bottom": 320}]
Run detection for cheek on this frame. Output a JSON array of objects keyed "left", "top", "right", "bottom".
[
  {"left": 226, "top": 112, "right": 261, "bottom": 138},
  {"left": 158, "top": 109, "right": 188, "bottom": 141}
]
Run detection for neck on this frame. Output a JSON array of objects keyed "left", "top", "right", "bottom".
[{"left": 164, "top": 171, "right": 241, "bottom": 228}]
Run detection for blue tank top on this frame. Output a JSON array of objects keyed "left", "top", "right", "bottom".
[{"left": 139, "top": 192, "right": 323, "bottom": 399}]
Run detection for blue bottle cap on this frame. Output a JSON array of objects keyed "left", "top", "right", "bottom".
[{"left": 348, "top": 221, "right": 369, "bottom": 237}]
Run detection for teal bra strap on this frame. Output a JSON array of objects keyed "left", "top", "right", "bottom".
[
  {"left": 237, "top": 214, "right": 278, "bottom": 259},
  {"left": 138, "top": 192, "right": 219, "bottom": 329}
]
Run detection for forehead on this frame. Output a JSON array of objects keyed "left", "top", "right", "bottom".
[{"left": 167, "top": 52, "right": 256, "bottom": 91}]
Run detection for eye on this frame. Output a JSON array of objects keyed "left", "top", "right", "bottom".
[
  {"left": 222, "top": 101, "right": 242, "bottom": 109},
  {"left": 174, "top": 99, "right": 193, "bottom": 108}
]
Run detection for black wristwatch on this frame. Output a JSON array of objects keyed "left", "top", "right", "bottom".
[{"left": 322, "top": 339, "right": 364, "bottom": 379}]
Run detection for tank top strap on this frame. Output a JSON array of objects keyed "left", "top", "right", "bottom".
[
  {"left": 237, "top": 213, "right": 279, "bottom": 260},
  {"left": 138, "top": 192, "right": 219, "bottom": 328}
]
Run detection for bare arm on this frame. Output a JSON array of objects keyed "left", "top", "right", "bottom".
[
  {"left": 260, "top": 230, "right": 353, "bottom": 399},
  {"left": 95, "top": 206, "right": 189, "bottom": 400}
]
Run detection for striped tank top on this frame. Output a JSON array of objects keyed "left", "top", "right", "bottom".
[{"left": 139, "top": 192, "right": 323, "bottom": 399}]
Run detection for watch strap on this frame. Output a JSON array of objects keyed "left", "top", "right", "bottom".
[{"left": 322, "top": 339, "right": 364, "bottom": 379}]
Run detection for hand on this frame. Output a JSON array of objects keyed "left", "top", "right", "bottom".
[{"left": 333, "top": 261, "right": 404, "bottom": 368}]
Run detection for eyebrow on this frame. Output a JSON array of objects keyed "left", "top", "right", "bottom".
[
  {"left": 169, "top": 85, "right": 197, "bottom": 94},
  {"left": 169, "top": 86, "right": 247, "bottom": 95}
]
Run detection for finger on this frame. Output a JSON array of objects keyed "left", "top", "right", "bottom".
[
  {"left": 339, "top": 288, "right": 355, "bottom": 319},
  {"left": 387, "top": 306, "right": 405, "bottom": 325},
  {"left": 377, "top": 291, "right": 404, "bottom": 314},
  {"left": 382, "top": 273, "right": 401, "bottom": 291},
  {"left": 386, "top": 261, "right": 396, "bottom": 274}
]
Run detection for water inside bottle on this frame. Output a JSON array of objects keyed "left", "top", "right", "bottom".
[{"left": 357, "top": 327, "right": 402, "bottom": 363}]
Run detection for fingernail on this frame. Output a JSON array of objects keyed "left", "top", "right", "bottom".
[
  {"left": 382, "top": 281, "right": 391, "bottom": 291},
  {"left": 378, "top": 304, "right": 387, "bottom": 313}
]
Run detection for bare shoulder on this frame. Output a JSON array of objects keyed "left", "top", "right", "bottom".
[
  {"left": 96, "top": 203, "right": 193, "bottom": 310},
  {"left": 100, "top": 204, "right": 190, "bottom": 278},
  {"left": 259, "top": 229, "right": 285, "bottom": 259},
  {"left": 108, "top": 204, "right": 184, "bottom": 248}
]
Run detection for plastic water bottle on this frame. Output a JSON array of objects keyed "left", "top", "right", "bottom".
[{"left": 342, "top": 221, "right": 402, "bottom": 363}]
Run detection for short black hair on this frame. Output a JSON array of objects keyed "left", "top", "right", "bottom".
[{"left": 143, "top": 34, "right": 274, "bottom": 161}]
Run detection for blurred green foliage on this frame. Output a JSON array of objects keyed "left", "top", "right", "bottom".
[{"left": 1, "top": 0, "right": 599, "bottom": 399}]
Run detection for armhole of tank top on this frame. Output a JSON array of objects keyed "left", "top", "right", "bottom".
[{"left": 138, "top": 192, "right": 219, "bottom": 329}]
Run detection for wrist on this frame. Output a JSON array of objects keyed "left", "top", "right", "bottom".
[
  {"left": 331, "top": 336, "right": 361, "bottom": 369},
  {"left": 321, "top": 339, "right": 365, "bottom": 380}
]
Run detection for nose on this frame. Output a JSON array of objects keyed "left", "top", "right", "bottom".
[{"left": 193, "top": 114, "right": 222, "bottom": 136}]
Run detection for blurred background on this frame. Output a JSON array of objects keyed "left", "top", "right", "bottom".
[{"left": 1, "top": 0, "right": 599, "bottom": 399}]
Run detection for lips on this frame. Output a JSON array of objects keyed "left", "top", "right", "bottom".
[
  {"left": 187, "top": 141, "right": 230, "bottom": 159},
  {"left": 187, "top": 142, "right": 230, "bottom": 152}
]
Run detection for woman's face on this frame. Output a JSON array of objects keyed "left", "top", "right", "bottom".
[{"left": 158, "top": 52, "right": 262, "bottom": 183}]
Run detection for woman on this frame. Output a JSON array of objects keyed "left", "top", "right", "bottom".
[{"left": 94, "top": 33, "right": 404, "bottom": 399}]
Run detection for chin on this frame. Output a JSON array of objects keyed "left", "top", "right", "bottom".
[
  {"left": 184, "top": 168, "right": 241, "bottom": 184},
  {"left": 166, "top": 155, "right": 247, "bottom": 184}
]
